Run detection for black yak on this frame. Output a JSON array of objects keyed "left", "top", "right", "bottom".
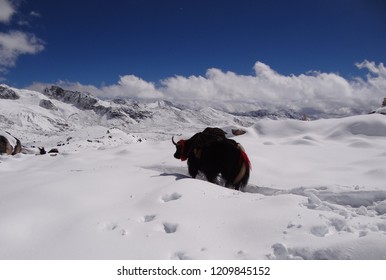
[{"left": 173, "top": 127, "right": 251, "bottom": 190}]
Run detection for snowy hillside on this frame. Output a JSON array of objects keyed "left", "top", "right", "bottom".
[
  {"left": 1, "top": 85, "right": 386, "bottom": 260},
  {"left": 0, "top": 85, "right": 255, "bottom": 144}
]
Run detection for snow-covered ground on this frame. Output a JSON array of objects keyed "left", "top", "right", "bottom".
[{"left": 1, "top": 112, "right": 386, "bottom": 259}]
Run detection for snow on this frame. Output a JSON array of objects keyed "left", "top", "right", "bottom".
[
  {"left": 1, "top": 87, "right": 386, "bottom": 260},
  {"left": 374, "top": 106, "right": 386, "bottom": 115}
]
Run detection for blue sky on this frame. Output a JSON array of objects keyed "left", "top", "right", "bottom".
[{"left": 1, "top": 0, "right": 385, "bottom": 88}]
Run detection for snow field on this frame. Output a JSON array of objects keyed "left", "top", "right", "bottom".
[{"left": 1, "top": 114, "right": 386, "bottom": 259}]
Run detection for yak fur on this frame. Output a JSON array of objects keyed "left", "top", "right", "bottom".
[{"left": 173, "top": 127, "right": 251, "bottom": 190}]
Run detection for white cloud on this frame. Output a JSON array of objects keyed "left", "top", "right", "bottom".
[
  {"left": 28, "top": 75, "right": 164, "bottom": 100},
  {"left": 28, "top": 61, "right": 386, "bottom": 117},
  {"left": 0, "top": 31, "right": 45, "bottom": 70},
  {"left": 30, "top": 11, "right": 41, "bottom": 18},
  {"left": 0, "top": 1, "right": 45, "bottom": 75},
  {"left": 104, "top": 75, "right": 164, "bottom": 99},
  {"left": 160, "top": 61, "right": 385, "bottom": 116},
  {"left": 356, "top": 60, "right": 386, "bottom": 77},
  {"left": 0, "top": 0, "right": 14, "bottom": 23}
]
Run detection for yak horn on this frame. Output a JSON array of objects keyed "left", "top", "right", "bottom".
[{"left": 172, "top": 136, "right": 177, "bottom": 145}]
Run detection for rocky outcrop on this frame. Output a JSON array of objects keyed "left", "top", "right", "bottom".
[
  {"left": 43, "top": 86, "right": 98, "bottom": 110},
  {"left": 0, "top": 131, "right": 22, "bottom": 155},
  {"left": 39, "top": 99, "right": 58, "bottom": 110},
  {"left": 232, "top": 128, "right": 247, "bottom": 136},
  {"left": 0, "top": 86, "right": 19, "bottom": 100},
  {"left": 42, "top": 86, "right": 152, "bottom": 121},
  {"left": 233, "top": 109, "right": 304, "bottom": 120}
]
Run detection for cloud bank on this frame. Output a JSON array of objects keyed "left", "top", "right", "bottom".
[
  {"left": 30, "top": 75, "right": 164, "bottom": 100},
  {"left": 0, "top": 0, "right": 44, "bottom": 73},
  {"left": 30, "top": 60, "right": 386, "bottom": 118}
]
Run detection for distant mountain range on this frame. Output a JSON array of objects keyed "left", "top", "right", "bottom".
[
  {"left": 0, "top": 85, "right": 247, "bottom": 139},
  {"left": 1, "top": 84, "right": 384, "bottom": 142}
]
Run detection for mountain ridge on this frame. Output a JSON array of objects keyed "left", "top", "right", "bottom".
[
  {"left": 2, "top": 84, "right": 385, "bottom": 144},
  {"left": 0, "top": 85, "right": 256, "bottom": 141}
]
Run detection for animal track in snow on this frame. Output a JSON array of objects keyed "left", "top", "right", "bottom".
[
  {"left": 141, "top": 214, "right": 156, "bottom": 223},
  {"left": 120, "top": 229, "right": 129, "bottom": 236},
  {"left": 309, "top": 215, "right": 351, "bottom": 237},
  {"left": 97, "top": 222, "right": 130, "bottom": 237},
  {"left": 97, "top": 222, "right": 118, "bottom": 231},
  {"left": 161, "top": 192, "right": 182, "bottom": 203},
  {"left": 163, "top": 222, "right": 178, "bottom": 234},
  {"left": 171, "top": 251, "right": 191, "bottom": 260}
]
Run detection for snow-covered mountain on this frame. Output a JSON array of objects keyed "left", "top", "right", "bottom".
[
  {"left": 0, "top": 84, "right": 258, "bottom": 144},
  {"left": 4, "top": 84, "right": 384, "bottom": 144}
]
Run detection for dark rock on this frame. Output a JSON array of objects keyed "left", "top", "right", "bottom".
[
  {"left": 39, "top": 99, "right": 57, "bottom": 110},
  {"left": 43, "top": 86, "right": 98, "bottom": 110},
  {"left": 112, "top": 98, "right": 127, "bottom": 105},
  {"left": 93, "top": 105, "right": 109, "bottom": 116},
  {"left": 106, "top": 108, "right": 126, "bottom": 119},
  {"left": 0, "top": 135, "right": 12, "bottom": 155},
  {"left": 0, "top": 131, "right": 22, "bottom": 155},
  {"left": 93, "top": 105, "right": 125, "bottom": 119},
  {"left": 42, "top": 86, "right": 153, "bottom": 121},
  {"left": 122, "top": 107, "right": 152, "bottom": 120},
  {"left": 232, "top": 129, "right": 247, "bottom": 136},
  {"left": 0, "top": 86, "right": 19, "bottom": 100},
  {"left": 48, "top": 148, "right": 59, "bottom": 153},
  {"left": 233, "top": 109, "right": 304, "bottom": 120}
]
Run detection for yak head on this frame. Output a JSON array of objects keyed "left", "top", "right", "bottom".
[{"left": 172, "top": 136, "right": 188, "bottom": 161}]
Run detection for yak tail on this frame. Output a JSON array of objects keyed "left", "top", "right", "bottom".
[
  {"left": 238, "top": 144, "right": 251, "bottom": 170},
  {"left": 233, "top": 145, "right": 251, "bottom": 190},
  {"left": 241, "top": 150, "right": 251, "bottom": 170}
]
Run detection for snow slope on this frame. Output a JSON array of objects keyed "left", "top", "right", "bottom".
[
  {"left": 1, "top": 109, "right": 386, "bottom": 259},
  {"left": 0, "top": 85, "right": 255, "bottom": 144}
]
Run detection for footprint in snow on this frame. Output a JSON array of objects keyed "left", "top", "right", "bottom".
[
  {"left": 161, "top": 192, "right": 182, "bottom": 203},
  {"left": 120, "top": 229, "right": 129, "bottom": 236},
  {"left": 97, "top": 222, "right": 118, "bottom": 231},
  {"left": 140, "top": 214, "right": 157, "bottom": 223},
  {"left": 163, "top": 222, "right": 178, "bottom": 234},
  {"left": 309, "top": 216, "right": 350, "bottom": 237},
  {"left": 171, "top": 251, "right": 191, "bottom": 260},
  {"left": 97, "top": 222, "right": 129, "bottom": 236}
]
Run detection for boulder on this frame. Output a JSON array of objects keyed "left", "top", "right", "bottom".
[
  {"left": 0, "top": 131, "right": 22, "bottom": 155},
  {"left": 232, "top": 128, "right": 247, "bottom": 136},
  {"left": 0, "top": 86, "right": 19, "bottom": 100},
  {"left": 39, "top": 99, "right": 58, "bottom": 110}
]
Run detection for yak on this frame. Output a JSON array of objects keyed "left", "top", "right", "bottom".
[{"left": 172, "top": 127, "right": 251, "bottom": 190}]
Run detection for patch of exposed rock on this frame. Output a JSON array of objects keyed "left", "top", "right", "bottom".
[
  {"left": 0, "top": 86, "right": 19, "bottom": 100},
  {"left": 0, "top": 130, "right": 21, "bottom": 155},
  {"left": 39, "top": 99, "right": 58, "bottom": 110},
  {"left": 43, "top": 86, "right": 98, "bottom": 110}
]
